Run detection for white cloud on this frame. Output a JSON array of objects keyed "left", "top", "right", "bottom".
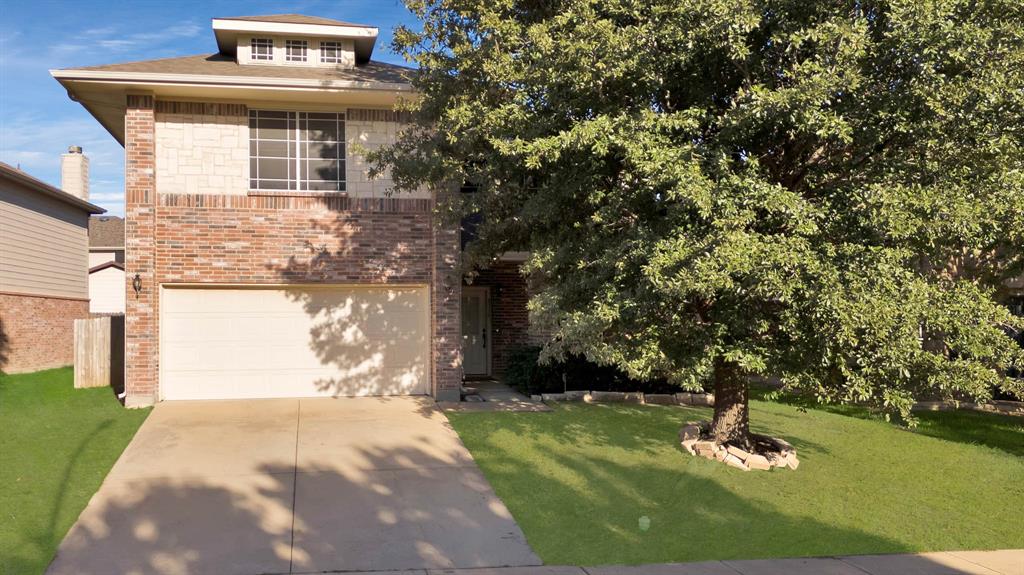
[
  {"left": 0, "top": 113, "right": 124, "bottom": 216},
  {"left": 98, "top": 39, "right": 136, "bottom": 50}
]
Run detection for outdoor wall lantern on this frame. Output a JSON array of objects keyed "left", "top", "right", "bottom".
[{"left": 132, "top": 273, "right": 142, "bottom": 298}]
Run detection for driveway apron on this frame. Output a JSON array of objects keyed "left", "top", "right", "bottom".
[{"left": 46, "top": 397, "right": 541, "bottom": 575}]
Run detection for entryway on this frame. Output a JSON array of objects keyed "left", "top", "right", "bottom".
[
  {"left": 47, "top": 397, "right": 540, "bottom": 574},
  {"left": 461, "top": 286, "right": 490, "bottom": 376}
]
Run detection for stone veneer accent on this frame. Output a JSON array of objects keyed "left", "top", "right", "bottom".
[
  {"left": 152, "top": 100, "right": 426, "bottom": 199},
  {"left": 0, "top": 293, "right": 89, "bottom": 373},
  {"left": 155, "top": 108, "right": 248, "bottom": 196},
  {"left": 124, "top": 97, "right": 462, "bottom": 405}
]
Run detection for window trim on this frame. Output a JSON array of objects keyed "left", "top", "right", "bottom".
[
  {"left": 249, "top": 110, "right": 346, "bottom": 193},
  {"left": 320, "top": 40, "right": 344, "bottom": 64},
  {"left": 250, "top": 38, "right": 273, "bottom": 61},
  {"left": 285, "top": 39, "right": 308, "bottom": 62}
]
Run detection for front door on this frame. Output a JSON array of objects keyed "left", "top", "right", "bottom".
[{"left": 461, "top": 287, "right": 489, "bottom": 375}]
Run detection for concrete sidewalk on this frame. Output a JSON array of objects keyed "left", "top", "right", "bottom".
[{"left": 361, "top": 549, "right": 1023, "bottom": 575}]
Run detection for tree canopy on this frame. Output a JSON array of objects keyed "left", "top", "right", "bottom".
[{"left": 373, "top": 0, "right": 1024, "bottom": 442}]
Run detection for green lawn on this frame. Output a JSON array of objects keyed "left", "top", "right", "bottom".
[
  {"left": 0, "top": 368, "right": 150, "bottom": 575},
  {"left": 448, "top": 399, "right": 1024, "bottom": 565}
]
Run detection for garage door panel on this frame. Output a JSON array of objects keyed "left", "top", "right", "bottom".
[{"left": 161, "top": 286, "right": 429, "bottom": 400}]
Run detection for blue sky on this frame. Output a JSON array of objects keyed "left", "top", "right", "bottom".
[{"left": 0, "top": 0, "right": 419, "bottom": 216}]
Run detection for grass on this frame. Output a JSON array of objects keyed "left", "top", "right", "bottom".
[
  {"left": 447, "top": 397, "right": 1024, "bottom": 566},
  {"left": 0, "top": 368, "right": 150, "bottom": 575}
]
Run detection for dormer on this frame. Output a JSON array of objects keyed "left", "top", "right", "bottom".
[{"left": 212, "top": 14, "right": 379, "bottom": 69}]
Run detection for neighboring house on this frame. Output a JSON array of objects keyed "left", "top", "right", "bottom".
[
  {"left": 0, "top": 156, "right": 105, "bottom": 373},
  {"left": 88, "top": 216, "right": 125, "bottom": 314},
  {"left": 52, "top": 14, "right": 537, "bottom": 405}
]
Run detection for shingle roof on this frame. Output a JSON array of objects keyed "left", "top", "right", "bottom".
[
  {"left": 0, "top": 162, "right": 105, "bottom": 214},
  {"left": 89, "top": 216, "right": 124, "bottom": 248},
  {"left": 72, "top": 53, "right": 412, "bottom": 84},
  {"left": 215, "top": 14, "right": 376, "bottom": 28},
  {"left": 89, "top": 260, "right": 124, "bottom": 274}
]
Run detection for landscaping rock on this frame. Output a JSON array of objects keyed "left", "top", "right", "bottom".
[
  {"left": 746, "top": 453, "right": 771, "bottom": 470},
  {"left": 645, "top": 393, "right": 677, "bottom": 405},
  {"left": 676, "top": 422, "right": 798, "bottom": 472},
  {"left": 589, "top": 391, "right": 627, "bottom": 402},
  {"left": 530, "top": 395, "right": 543, "bottom": 402},
  {"left": 694, "top": 440, "right": 716, "bottom": 451},
  {"left": 564, "top": 390, "right": 589, "bottom": 401},
  {"left": 541, "top": 393, "right": 567, "bottom": 402},
  {"left": 691, "top": 392, "right": 715, "bottom": 406},
  {"left": 726, "top": 445, "right": 750, "bottom": 461},
  {"left": 675, "top": 392, "right": 693, "bottom": 405},
  {"left": 724, "top": 453, "right": 749, "bottom": 470},
  {"left": 623, "top": 392, "right": 645, "bottom": 404}
]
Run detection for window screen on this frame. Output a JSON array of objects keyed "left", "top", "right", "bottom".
[{"left": 249, "top": 110, "right": 345, "bottom": 192}]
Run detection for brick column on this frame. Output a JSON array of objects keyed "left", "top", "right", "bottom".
[
  {"left": 432, "top": 208, "right": 462, "bottom": 401},
  {"left": 124, "top": 94, "right": 157, "bottom": 407}
]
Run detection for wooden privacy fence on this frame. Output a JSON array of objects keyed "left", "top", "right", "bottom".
[{"left": 74, "top": 315, "right": 124, "bottom": 390}]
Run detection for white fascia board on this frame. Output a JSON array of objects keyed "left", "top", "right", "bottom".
[
  {"left": 211, "top": 19, "right": 378, "bottom": 39},
  {"left": 49, "top": 69, "right": 412, "bottom": 92}
]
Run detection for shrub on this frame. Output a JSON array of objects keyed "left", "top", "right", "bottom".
[{"left": 504, "top": 346, "right": 683, "bottom": 396}]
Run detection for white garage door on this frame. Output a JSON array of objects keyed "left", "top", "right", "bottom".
[{"left": 160, "top": 286, "right": 429, "bottom": 400}]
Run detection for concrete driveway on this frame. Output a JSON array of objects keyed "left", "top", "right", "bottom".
[{"left": 47, "top": 397, "right": 541, "bottom": 575}]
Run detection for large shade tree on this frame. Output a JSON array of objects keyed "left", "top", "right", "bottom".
[{"left": 373, "top": 0, "right": 1024, "bottom": 446}]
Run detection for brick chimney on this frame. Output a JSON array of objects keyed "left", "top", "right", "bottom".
[{"left": 61, "top": 145, "right": 89, "bottom": 200}]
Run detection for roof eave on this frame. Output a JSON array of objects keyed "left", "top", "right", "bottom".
[
  {"left": 50, "top": 68, "right": 412, "bottom": 92},
  {"left": 0, "top": 163, "right": 106, "bottom": 214}
]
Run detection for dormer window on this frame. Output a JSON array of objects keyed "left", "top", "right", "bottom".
[
  {"left": 251, "top": 38, "right": 273, "bottom": 61},
  {"left": 320, "top": 41, "right": 343, "bottom": 64},
  {"left": 285, "top": 40, "right": 308, "bottom": 62}
]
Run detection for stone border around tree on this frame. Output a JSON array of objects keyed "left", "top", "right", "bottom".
[{"left": 678, "top": 421, "right": 800, "bottom": 471}]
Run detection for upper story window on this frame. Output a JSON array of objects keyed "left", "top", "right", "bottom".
[
  {"left": 251, "top": 38, "right": 273, "bottom": 61},
  {"left": 285, "top": 40, "right": 308, "bottom": 62},
  {"left": 320, "top": 41, "right": 343, "bottom": 64},
  {"left": 249, "top": 110, "right": 346, "bottom": 192}
]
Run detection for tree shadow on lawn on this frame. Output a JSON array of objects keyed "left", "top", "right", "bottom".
[
  {"left": 751, "top": 386, "right": 1024, "bottom": 458},
  {"left": 450, "top": 403, "right": 1023, "bottom": 566}
]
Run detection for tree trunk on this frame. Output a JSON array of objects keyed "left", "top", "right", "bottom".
[{"left": 710, "top": 358, "right": 750, "bottom": 447}]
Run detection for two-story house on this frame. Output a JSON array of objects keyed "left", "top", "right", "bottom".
[
  {"left": 52, "top": 14, "right": 535, "bottom": 406},
  {"left": 0, "top": 159, "right": 105, "bottom": 373}
]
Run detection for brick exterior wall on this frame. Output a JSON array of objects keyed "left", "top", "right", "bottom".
[
  {"left": 471, "top": 261, "right": 534, "bottom": 377},
  {"left": 124, "top": 94, "right": 159, "bottom": 407},
  {"left": 123, "top": 97, "right": 462, "bottom": 405},
  {"left": 433, "top": 216, "right": 463, "bottom": 401},
  {"left": 0, "top": 293, "right": 89, "bottom": 373}
]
